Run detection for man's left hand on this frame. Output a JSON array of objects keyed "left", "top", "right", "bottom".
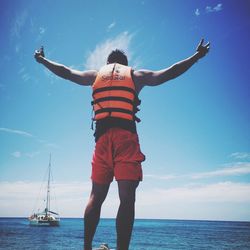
[{"left": 196, "top": 39, "right": 210, "bottom": 59}]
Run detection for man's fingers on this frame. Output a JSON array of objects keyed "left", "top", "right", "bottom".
[
  {"left": 35, "top": 50, "right": 42, "bottom": 56},
  {"left": 196, "top": 39, "right": 210, "bottom": 57},
  {"left": 34, "top": 50, "right": 44, "bottom": 57},
  {"left": 198, "top": 38, "right": 204, "bottom": 47}
]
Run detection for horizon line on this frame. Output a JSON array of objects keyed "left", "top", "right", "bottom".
[{"left": 1, "top": 216, "right": 249, "bottom": 223}]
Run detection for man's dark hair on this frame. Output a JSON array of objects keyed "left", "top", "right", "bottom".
[{"left": 107, "top": 49, "right": 128, "bottom": 66}]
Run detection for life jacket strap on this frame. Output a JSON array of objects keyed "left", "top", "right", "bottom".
[
  {"left": 92, "top": 86, "right": 137, "bottom": 96},
  {"left": 91, "top": 96, "right": 134, "bottom": 105},
  {"left": 95, "top": 107, "right": 134, "bottom": 116}
]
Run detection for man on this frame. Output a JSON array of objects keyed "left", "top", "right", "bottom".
[{"left": 34, "top": 39, "right": 209, "bottom": 250}]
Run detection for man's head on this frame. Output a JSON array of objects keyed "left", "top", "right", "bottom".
[{"left": 107, "top": 49, "right": 128, "bottom": 66}]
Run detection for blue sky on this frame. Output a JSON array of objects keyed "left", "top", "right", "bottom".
[{"left": 0, "top": 0, "right": 250, "bottom": 220}]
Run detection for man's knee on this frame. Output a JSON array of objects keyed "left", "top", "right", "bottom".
[
  {"left": 120, "top": 199, "right": 135, "bottom": 211},
  {"left": 118, "top": 180, "right": 138, "bottom": 204},
  {"left": 88, "top": 182, "right": 110, "bottom": 208},
  {"left": 89, "top": 193, "right": 106, "bottom": 208},
  {"left": 119, "top": 189, "right": 137, "bottom": 206}
]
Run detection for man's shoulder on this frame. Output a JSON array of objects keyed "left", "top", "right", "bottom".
[{"left": 132, "top": 69, "right": 147, "bottom": 94}]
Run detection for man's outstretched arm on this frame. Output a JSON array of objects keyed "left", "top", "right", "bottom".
[
  {"left": 133, "top": 39, "right": 210, "bottom": 91},
  {"left": 34, "top": 48, "right": 97, "bottom": 86}
]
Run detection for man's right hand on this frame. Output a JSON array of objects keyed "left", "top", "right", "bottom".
[{"left": 34, "top": 46, "right": 45, "bottom": 63}]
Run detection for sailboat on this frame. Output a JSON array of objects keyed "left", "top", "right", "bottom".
[{"left": 28, "top": 154, "right": 60, "bottom": 226}]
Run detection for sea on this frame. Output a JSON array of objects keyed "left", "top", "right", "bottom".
[{"left": 0, "top": 218, "right": 250, "bottom": 250}]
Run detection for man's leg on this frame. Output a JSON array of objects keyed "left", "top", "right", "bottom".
[
  {"left": 116, "top": 180, "right": 139, "bottom": 250},
  {"left": 84, "top": 182, "right": 110, "bottom": 250}
]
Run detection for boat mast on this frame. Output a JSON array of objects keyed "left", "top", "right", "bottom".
[{"left": 45, "top": 154, "right": 51, "bottom": 216}]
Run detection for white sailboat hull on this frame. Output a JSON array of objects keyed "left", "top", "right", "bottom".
[
  {"left": 29, "top": 214, "right": 60, "bottom": 226},
  {"left": 29, "top": 218, "right": 60, "bottom": 226}
]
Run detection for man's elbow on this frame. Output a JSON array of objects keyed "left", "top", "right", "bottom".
[
  {"left": 60, "top": 66, "right": 72, "bottom": 80},
  {"left": 155, "top": 72, "right": 174, "bottom": 85}
]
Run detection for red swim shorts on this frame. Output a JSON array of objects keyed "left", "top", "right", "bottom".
[{"left": 91, "top": 128, "right": 145, "bottom": 184}]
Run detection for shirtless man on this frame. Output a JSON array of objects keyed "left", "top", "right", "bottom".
[{"left": 34, "top": 39, "right": 209, "bottom": 250}]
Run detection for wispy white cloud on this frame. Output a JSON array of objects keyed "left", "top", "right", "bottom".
[
  {"left": 195, "top": 8, "right": 200, "bottom": 16},
  {"left": 36, "top": 26, "right": 47, "bottom": 41},
  {"left": 0, "top": 127, "right": 59, "bottom": 155},
  {"left": 1, "top": 181, "right": 250, "bottom": 220},
  {"left": 107, "top": 22, "right": 116, "bottom": 31},
  {"left": 45, "top": 143, "right": 60, "bottom": 149},
  {"left": 15, "top": 44, "right": 21, "bottom": 53},
  {"left": 206, "top": 3, "right": 223, "bottom": 13},
  {"left": 0, "top": 127, "right": 33, "bottom": 137},
  {"left": 4, "top": 181, "right": 85, "bottom": 200},
  {"left": 84, "top": 31, "right": 133, "bottom": 70},
  {"left": 191, "top": 163, "right": 250, "bottom": 179},
  {"left": 18, "top": 67, "right": 25, "bottom": 74},
  {"left": 144, "top": 174, "right": 177, "bottom": 180},
  {"left": 195, "top": 3, "right": 223, "bottom": 16},
  {"left": 0, "top": 181, "right": 91, "bottom": 217},
  {"left": 39, "top": 27, "right": 46, "bottom": 34},
  {"left": 230, "top": 152, "right": 250, "bottom": 160},
  {"left": 18, "top": 67, "right": 31, "bottom": 82},
  {"left": 11, "top": 151, "right": 22, "bottom": 158},
  {"left": 214, "top": 3, "right": 223, "bottom": 11},
  {"left": 145, "top": 162, "right": 250, "bottom": 181},
  {"left": 25, "top": 151, "right": 41, "bottom": 158},
  {"left": 21, "top": 73, "right": 31, "bottom": 82},
  {"left": 139, "top": 182, "right": 250, "bottom": 204},
  {"left": 11, "top": 9, "right": 28, "bottom": 39},
  {"left": 37, "top": 139, "right": 60, "bottom": 149},
  {"left": 10, "top": 150, "right": 41, "bottom": 159},
  {"left": 136, "top": 182, "right": 250, "bottom": 220}
]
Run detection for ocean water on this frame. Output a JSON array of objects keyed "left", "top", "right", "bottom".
[{"left": 0, "top": 218, "right": 250, "bottom": 250}]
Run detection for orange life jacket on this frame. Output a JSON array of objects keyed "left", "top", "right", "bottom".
[{"left": 92, "top": 63, "right": 141, "bottom": 122}]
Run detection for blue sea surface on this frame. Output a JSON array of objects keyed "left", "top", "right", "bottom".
[{"left": 0, "top": 218, "right": 250, "bottom": 249}]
